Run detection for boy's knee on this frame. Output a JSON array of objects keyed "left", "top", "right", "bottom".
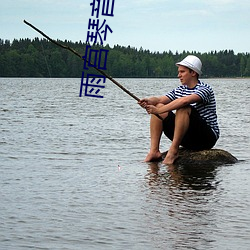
[
  {"left": 176, "top": 106, "right": 192, "bottom": 116},
  {"left": 155, "top": 103, "right": 164, "bottom": 108}
]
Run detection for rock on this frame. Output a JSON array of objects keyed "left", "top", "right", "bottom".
[{"left": 161, "top": 148, "right": 238, "bottom": 166}]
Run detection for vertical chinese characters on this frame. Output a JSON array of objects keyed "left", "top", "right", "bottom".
[{"left": 80, "top": 0, "right": 115, "bottom": 98}]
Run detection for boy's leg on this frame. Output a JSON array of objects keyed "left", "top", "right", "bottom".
[
  {"left": 144, "top": 104, "right": 169, "bottom": 162},
  {"left": 163, "top": 106, "right": 191, "bottom": 164},
  {"left": 180, "top": 107, "right": 217, "bottom": 150}
]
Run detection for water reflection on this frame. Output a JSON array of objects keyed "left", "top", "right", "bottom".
[
  {"left": 144, "top": 162, "right": 221, "bottom": 249},
  {"left": 147, "top": 162, "right": 219, "bottom": 191}
]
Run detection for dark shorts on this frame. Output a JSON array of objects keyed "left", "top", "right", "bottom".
[{"left": 163, "top": 107, "right": 217, "bottom": 150}]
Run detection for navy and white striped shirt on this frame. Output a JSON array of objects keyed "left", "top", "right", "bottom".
[{"left": 166, "top": 80, "right": 220, "bottom": 139}]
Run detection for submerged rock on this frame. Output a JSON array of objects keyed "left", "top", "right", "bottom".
[{"left": 161, "top": 148, "right": 238, "bottom": 166}]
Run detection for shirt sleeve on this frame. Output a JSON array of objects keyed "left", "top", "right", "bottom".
[
  {"left": 195, "top": 86, "right": 212, "bottom": 104},
  {"left": 166, "top": 88, "right": 178, "bottom": 101}
]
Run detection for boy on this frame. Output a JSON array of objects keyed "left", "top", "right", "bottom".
[{"left": 139, "top": 55, "right": 219, "bottom": 164}]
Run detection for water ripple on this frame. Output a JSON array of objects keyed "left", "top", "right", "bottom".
[{"left": 0, "top": 78, "right": 250, "bottom": 249}]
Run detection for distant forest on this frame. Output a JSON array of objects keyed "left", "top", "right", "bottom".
[{"left": 1, "top": 38, "right": 250, "bottom": 78}]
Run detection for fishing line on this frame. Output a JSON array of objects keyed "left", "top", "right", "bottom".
[{"left": 23, "top": 20, "right": 163, "bottom": 120}]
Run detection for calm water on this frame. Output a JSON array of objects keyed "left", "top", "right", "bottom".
[{"left": 1, "top": 78, "right": 250, "bottom": 250}]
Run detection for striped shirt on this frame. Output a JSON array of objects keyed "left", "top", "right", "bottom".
[{"left": 166, "top": 80, "right": 220, "bottom": 139}]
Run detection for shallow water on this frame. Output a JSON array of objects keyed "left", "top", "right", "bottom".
[{"left": 1, "top": 78, "right": 250, "bottom": 249}]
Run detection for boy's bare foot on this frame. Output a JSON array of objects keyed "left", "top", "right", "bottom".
[
  {"left": 144, "top": 151, "right": 162, "bottom": 162},
  {"left": 163, "top": 149, "right": 179, "bottom": 165}
]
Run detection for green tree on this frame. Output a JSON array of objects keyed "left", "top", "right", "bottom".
[
  {"left": 0, "top": 37, "right": 249, "bottom": 78},
  {"left": 244, "top": 56, "right": 250, "bottom": 76}
]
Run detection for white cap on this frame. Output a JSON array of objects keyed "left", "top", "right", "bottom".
[{"left": 176, "top": 55, "right": 202, "bottom": 75}]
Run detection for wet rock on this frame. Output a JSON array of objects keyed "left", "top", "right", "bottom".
[{"left": 162, "top": 148, "right": 238, "bottom": 166}]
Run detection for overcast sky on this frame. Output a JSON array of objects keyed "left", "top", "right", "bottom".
[{"left": 1, "top": 0, "right": 249, "bottom": 53}]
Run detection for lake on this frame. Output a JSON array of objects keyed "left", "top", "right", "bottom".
[{"left": 1, "top": 78, "right": 250, "bottom": 249}]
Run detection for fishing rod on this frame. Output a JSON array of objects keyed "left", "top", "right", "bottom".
[{"left": 23, "top": 20, "right": 163, "bottom": 120}]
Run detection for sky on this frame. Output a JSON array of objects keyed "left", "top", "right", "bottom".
[{"left": 1, "top": 0, "right": 250, "bottom": 53}]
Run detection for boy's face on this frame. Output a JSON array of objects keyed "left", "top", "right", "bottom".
[{"left": 177, "top": 65, "right": 197, "bottom": 85}]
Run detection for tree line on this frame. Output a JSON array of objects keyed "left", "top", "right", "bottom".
[{"left": 0, "top": 38, "right": 250, "bottom": 78}]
